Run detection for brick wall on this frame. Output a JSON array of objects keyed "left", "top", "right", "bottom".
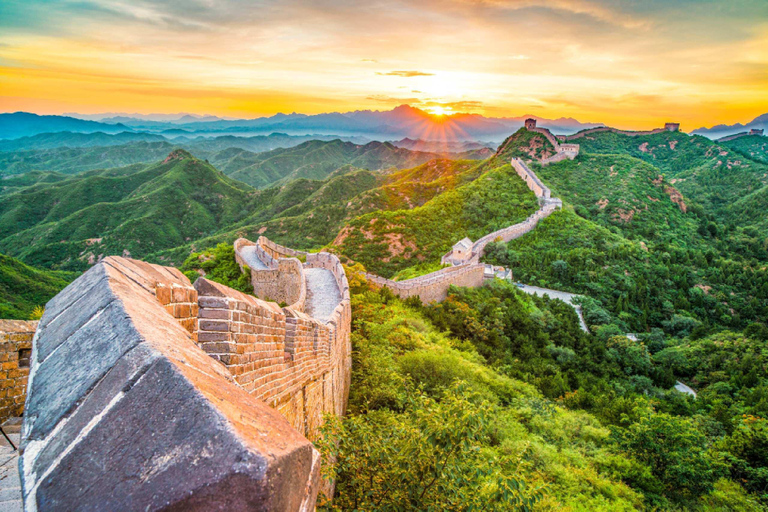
[
  {"left": 196, "top": 244, "right": 352, "bottom": 443},
  {"left": 564, "top": 126, "right": 668, "bottom": 141},
  {"left": 0, "top": 320, "right": 37, "bottom": 423}
]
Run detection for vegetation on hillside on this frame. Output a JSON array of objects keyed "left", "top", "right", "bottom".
[
  {"left": 0, "top": 150, "right": 258, "bottom": 270},
  {"left": 319, "top": 280, "right": 766, "bottom": 510},
  {"left": 0, "top": 253, "right": 74, "bottom": 319},
  {"left": 332, "top": 154, "right": 538, "bottom": 277}
]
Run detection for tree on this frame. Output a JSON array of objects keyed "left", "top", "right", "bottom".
[
  {"left": 617, "top": 412, "right": 725, "bottom": 504},
  {"left": 318, "top": 383, "right": 543, "bottom": 511}
]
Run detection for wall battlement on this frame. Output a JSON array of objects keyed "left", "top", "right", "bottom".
[{"left": 21, "top": 237, "right": 352, "bottom": 510}]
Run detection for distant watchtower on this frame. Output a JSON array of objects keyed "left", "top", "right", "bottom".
[
  {"left": 525, "top": 118, "right": 537, "bottom": 130},
  {"left": 749, "top": 129, "right": 764, "bottom": 136},
  {"left": 664, "top": 122, "right": 680, "bottom": 132}
]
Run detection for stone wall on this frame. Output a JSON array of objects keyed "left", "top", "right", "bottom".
[
  {"left": 0, "top": 320, "right": 37, "bottom": 424},
  {"left": 468, "top": 201, "right": 559, "bottom": 263},
  {"left": 234, "top": 237, "right": 306, "bottom": 310},
  {"left": 511, "top": 157, "right": 551, "bottom": 199},
  {"left": 564, "top": 125, "right": 673, "bottom": 141},
  {"left": 365, "top": 264, "right": 485, "bottom": 304},
  {"left": 21, "top": 256, "right": 326, "bottom": 511},
  {"left": 194, "top": 276, "right": 350, "bottom": 443},
  {"left": 717, "top": 130, "right": 765, "bottom": 142}
]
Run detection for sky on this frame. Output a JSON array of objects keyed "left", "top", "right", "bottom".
[{"left": 0, "top": 0, "right": 767, "bottom": 129}]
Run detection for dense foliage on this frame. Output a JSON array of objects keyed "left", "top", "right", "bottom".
[
  {"left": 0, "top": 253, "right": 74, "bottom": 319},
  {"left": 320, "top": 282, "right": 766, "bottom": 510},
  {"left": 179, "top": 243, "right": 253, "bottom": 293}
]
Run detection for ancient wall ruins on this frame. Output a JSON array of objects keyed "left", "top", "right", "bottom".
[
  {"left": 21, "top": 238, "right": 352, "bottom": 510},
  {"left": 717, "top": 129, "right": 765, "bottom": 142},
  {"left": 0, "top": 320, "right": 37, "bottom": 424},
  {"left": 523, "top": 118, "right": 580, "bottom": 162},
  {"left": 381, "top": 156, "right": 561, "bottom": 302}
]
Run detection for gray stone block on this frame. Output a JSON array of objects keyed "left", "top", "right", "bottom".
[{"left": 21, "top": 258, "right": 319, "bottom": 512}]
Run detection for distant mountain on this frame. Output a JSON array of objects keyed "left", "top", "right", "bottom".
[
  {"left": 38, "top": 105, "right": 601, "bottom": 142},
  {"left": 66, "top": 112, "right": 235, "bottom": 123},
  {"left": 0, "top": 112, "right": 131, "bottom": 139},
  {"left": 692, "top": 113, "right": 768, "bottom": 139},
  {"left": 390, "top": 137, "right": 494, "bottom": 153},
  {"left": 0, "top": 131, "right": 166, "bottom": 151},
  {"left": 209, "top": 139, "right": 487, "bottom": 188}
]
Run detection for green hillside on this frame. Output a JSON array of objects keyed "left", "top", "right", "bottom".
[
  {"left": 0, "top": 253, "right": 74, "bottom": 319},
  {"left": 572, "top": 130, "right": 768, "bottom": 220},
  {"left": 333, "top": 154, "right": 539, "bottom": 277},
  {"left": 0, "top": 141, "right": 176, "bottom": 176},
  {"left": 721, "top": 134, "right": 768, "bottom": 164},
  {"left": 0, "top": 150, "right": 258, "bottom": 270},
  {"left": 150, "top": 158, "right": 481, "bottom": 265},
  {"left": 213, "top": 139, "right": 478, "bottom": 188},
  {"left": 532, "top": 153, "right": 700, "bottom": 243}
]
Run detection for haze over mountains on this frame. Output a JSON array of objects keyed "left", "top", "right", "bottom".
[
  {"left": 693, "top": 113, "right": 768, "bottom": 139},
  {"left": 1, "top": 105, "right": 602, "bottom": 142}
]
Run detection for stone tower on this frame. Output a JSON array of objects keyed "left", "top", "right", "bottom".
[{"left": 525, "top": 118, "right": 537, "bottom": 130}]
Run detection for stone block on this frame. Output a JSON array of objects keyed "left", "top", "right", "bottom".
[{"left": 21, "top": 257, "right": 320, "bottom": 512}]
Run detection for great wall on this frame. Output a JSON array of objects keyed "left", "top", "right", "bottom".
[
  {"left": 716, "top": 128, "right": 764, "bottom": 142},
  {"left": 5, "top": 239, "right": 351, "bottom": 510},
  {"left": 0, "top": 119, "right": 690, "bottom": 510}
]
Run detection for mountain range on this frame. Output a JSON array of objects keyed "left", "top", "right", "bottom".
[
  {"left": 1, "top": 106, "right": 602, "bottom": 142},
  {"left": 693, "top": 113, "right": 768, "bottom": 139}
]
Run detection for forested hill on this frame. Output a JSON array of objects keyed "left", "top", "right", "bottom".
[{"left": 0, "top": 150, "right": 258, "bottom": 270}]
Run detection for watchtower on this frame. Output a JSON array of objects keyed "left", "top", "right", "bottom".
[
  {"left": 525, "top": 118, "right": 537, "bottom": 130},
  {"left": 664, "top": 122, "right": 680, "bottom": 132}
]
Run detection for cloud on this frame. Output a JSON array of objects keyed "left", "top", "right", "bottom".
[
  {"left": 366, "top": 95, "right": 422, "bottom": 104},
  {"left": 376, "top": 70, "right": 434, "bottom": 77},
  {"left": 422, "top": 100, "right": 485, "bottom": 112}
]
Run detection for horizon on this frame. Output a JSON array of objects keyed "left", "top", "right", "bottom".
[
  {"left": 2, "top": 1, "right": 767, "bottom": 130},
  {"left": 3, "top": 103, "right": 764, "bottom": 133}
]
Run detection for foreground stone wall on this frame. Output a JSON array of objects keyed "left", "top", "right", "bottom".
[
  {"left": 195, "top": 274, "right": 351, "bottom": 442},
  {"left": 21, "top": 257, "right": 324, "bottom": 511},
  {"left": 0, "top": 320, "right": 37, "bottom": 424}
]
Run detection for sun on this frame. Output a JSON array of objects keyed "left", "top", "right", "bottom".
[{"left": 427, "top": 105, "right": 452, "bottom": 117}]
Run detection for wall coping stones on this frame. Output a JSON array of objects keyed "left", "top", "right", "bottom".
[{"left": 21, "top": 256, "right": 321, "bottom": 511}]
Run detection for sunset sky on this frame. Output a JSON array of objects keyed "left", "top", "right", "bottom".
[{"left": 1, "top": 0, "right": 767, "bottom": 129}]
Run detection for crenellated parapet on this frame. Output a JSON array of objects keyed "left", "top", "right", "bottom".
[
  {"left": 21, "top": 238, "right": 353, "bottom": 510},
  {"left": 20, "top": 256, "right": 334, "bottom": 511}
]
